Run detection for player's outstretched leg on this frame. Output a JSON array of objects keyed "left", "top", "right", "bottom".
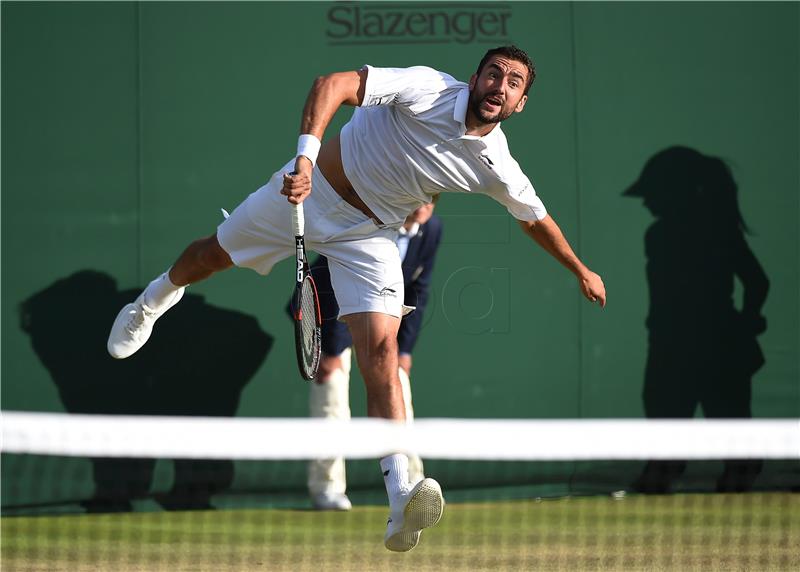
[{"left": 107, "top": 233, "right": 232, "bottom": 359}]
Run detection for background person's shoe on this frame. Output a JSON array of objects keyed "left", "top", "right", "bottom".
[
  {"left": 311, "top": 492, "right": 352, "bottom": 511},
  {"left": 107, "top": 288, "right": 185, "bottom": 359},
  {"left": 384, "top": 478, "right": 444, "bottom": 552}
]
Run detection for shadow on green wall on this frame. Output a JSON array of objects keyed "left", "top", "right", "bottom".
[
  {"left": 19, "top": 270, "right": 273, "bottom": 512},
  {"left": 624, "top": 146, "right": 769, "bottom": 493}
]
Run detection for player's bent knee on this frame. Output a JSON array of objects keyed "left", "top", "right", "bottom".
[{"left": 198, "top": 234, "right": 234, "bottom": 271}]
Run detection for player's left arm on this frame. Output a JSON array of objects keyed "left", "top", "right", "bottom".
[{"left": 518, "top": 215, "right": 606, "bottom": 307}]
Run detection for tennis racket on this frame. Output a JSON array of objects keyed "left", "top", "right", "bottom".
[{"left": 291, "top": 200, "right": 322, "bottom": 380}]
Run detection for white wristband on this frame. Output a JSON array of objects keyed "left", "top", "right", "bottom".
[{"left": 296, "top": 134, "right": 321, "bottom": 166}]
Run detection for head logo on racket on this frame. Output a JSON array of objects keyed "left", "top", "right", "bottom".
[{"left": 290, "top": 199, "right": 322, "bottom": 381}]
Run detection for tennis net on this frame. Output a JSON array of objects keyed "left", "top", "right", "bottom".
[{"left": 2, "top": 412, "right": 799, "bottom": 571}]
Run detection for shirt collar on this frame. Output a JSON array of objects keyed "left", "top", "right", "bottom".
[{"left": 453, "top": 87, "right": 469, "bottom": 134}]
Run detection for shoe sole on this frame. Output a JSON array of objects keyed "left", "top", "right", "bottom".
[
  {"left": 384, "top": 530, "right": 421, "bottom": 553},
  {"left": 403, "top": 479, "right": 444, "bottom": 531},
  {"left": 384, "top": 478, "right": 444, "bottom": 552}
]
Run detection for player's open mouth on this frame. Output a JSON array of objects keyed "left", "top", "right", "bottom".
[{"left": 483, "top": 95, "right": 503, "bottom": 109}]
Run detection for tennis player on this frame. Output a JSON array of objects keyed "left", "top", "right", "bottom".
[{"left": 107, "top": 45, "right": 606, "bottom": 552}]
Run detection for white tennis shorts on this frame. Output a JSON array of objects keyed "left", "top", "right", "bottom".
[{"left": 217, "top": 160, "right": 407, "bottom": 319}]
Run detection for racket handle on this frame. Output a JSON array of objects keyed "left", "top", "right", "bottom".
[
  {"left": 288, "top": 171, "right": 305, "bottom": 237},
  {"left": 292, "top": 202, "right": 305, "bottom": 237}
]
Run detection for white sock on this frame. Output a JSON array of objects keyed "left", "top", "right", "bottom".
[
  {"left": 380, "top": 454, "right": 410, "bottom": 502},
  {"left": 143, "top": 270, "right": 181, "bottom": 309}
]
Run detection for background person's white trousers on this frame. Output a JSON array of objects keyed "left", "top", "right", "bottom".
[{"left": 307, "top": 348, "right": 424, "bottom": 496}]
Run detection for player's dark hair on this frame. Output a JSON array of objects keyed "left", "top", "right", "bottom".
[{"left": 476, "top": 45, "right": 536, "bottom": 94}]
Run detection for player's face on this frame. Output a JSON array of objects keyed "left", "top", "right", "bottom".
[{"left": 468, "top": 56, "right": 529, "bottom": 124}]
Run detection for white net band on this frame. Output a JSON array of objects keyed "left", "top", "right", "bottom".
[{"left": 3, "top": 411, "right": 798, "bottom": 461}]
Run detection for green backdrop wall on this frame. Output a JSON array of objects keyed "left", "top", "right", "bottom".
[{"left": 2, "top": 2, "right": 798, "bottom": 511}]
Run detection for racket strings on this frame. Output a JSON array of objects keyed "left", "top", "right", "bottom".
[{"left": 298, "top": 279, "right": 320, "bottom": 375}]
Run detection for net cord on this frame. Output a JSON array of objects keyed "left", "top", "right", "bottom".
[{"left": 2, "top": 412, "right": 798, "bottom": 461}]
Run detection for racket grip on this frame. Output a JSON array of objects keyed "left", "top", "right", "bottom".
[{"left": 292, "top": 202, "right": 305, "bottom": 237}]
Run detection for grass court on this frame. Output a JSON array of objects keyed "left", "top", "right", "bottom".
[{"left": 3, "top": 492, "right": 798, "bottom": 571}]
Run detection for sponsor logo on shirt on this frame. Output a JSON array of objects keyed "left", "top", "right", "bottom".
[{"left": 326, "top": 2, "right": 512, "bottom": 45}]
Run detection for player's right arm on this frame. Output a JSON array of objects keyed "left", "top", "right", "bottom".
[
  {"left": 299, "top": 70, "right": 368, "bottom": 142},
  {"left": 282, "top": 65, "right": 454, "bottom": 204},
  {"left": 282, "top": 69, "right": 368, "bottom": 205}
]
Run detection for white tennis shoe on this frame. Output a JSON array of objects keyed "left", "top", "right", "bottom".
[
  {"left": 384, "top": 478, "right": 444, "bottom": 552},
  {"left": 107, "top": 288, "right": 184, "bottom": 359},
  {"left": 312, "top": 492, "right": 352, "bottom": 511}
]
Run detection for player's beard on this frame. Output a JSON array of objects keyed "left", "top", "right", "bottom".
[{"left": 469, "top": 91, "right": 515, "bottom": 125}]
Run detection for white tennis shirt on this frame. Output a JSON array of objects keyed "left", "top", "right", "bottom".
[{"left": 339, "top": 65, "right": 548, "bottom": 227}]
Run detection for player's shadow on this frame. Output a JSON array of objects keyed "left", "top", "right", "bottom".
[
  {"left": 19, "top": 270, "right": 273, "bottom": 512},
  {"left": 624, "top": 146, "right": 769, "bottom": 493}
]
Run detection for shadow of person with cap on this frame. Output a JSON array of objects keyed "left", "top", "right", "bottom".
[
  {"left": 624, "top": 146, "right": 769, "bottom": 493},
  {"left": 19, "top": 270, "right": 273, "bottom": 511}
]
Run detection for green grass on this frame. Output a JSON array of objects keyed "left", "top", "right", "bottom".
[{"left": 2, "top": 493, "right": 798, "bottom": 571}]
